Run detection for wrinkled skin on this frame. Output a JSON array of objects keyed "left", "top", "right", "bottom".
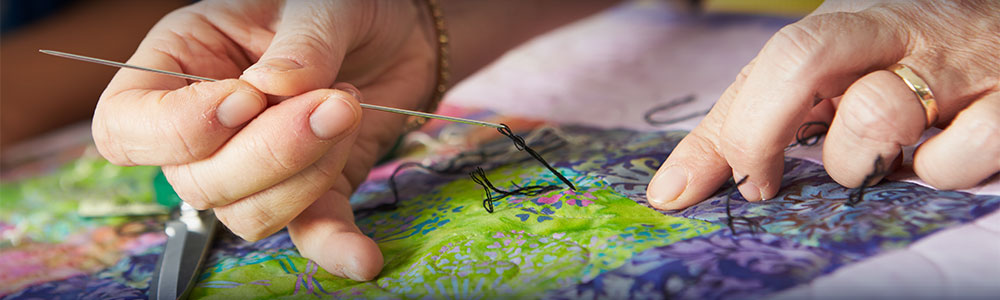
[
  {"left": 647, "top": 0, "right": 1000, "bottom": 209},
  {"left": 93, "top": 0, "right": 437, "bottom": 280}
]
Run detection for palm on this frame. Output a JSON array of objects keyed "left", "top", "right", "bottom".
[
  {"left": 140, "top": 0, "right": 435, "bottom": 279},
  {"left": 154, "top": 0, "right": 431, "bottom": 183}
]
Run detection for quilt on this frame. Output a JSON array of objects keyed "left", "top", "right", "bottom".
[{"left": 3, "top": 124, "right": 997, "bottom": 299}]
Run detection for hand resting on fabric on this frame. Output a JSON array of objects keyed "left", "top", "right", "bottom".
[{"left": 646, "top": 0, "right": 1000, "bottom": 209}]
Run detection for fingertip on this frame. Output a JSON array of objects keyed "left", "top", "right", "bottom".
[
  {"left": 732, "top": 171, "right": 765, "bottom": 202},
  {"left": 332, "top": 82, "right": 362, "bottom": 101},
  {"left": 241, "top": 58, "right": 301, "bottom": 91},
  {"left": 344, "top": 233, "right": 384, "bottom": 281},
  {"left": 646, "top": 165, "right": 688, "bottom": 209},
  {"left": 249, "top": 57, "right": 304, "bottom": 73},
  {"left": 93, "top": 78, "right": 267, "bottom": 165},
  {"left": 719, "top": 126, "right": 789, "bottom": 202},
  {"left": 240, "top": 57, "right": 335, "bottom": 96},
  {"left": 655, "top": 195, "right": 699, "bottom": 211},
  {"left": 824, "top": 149, "right": 898, "bottom": 188},
  {"left": 303, "top": 231, "right": 384, "bottom": 281},
  {"left": 309, "top": 90, "right": 362, "bottom": 140},
  {"left": 217, "top": 87, "right": 266, "bottom": 128},
  {"left": 646, "top": 133, "right": 734, "bottom": 210}
]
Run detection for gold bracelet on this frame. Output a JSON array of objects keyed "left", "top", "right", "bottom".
[{"left": 407, "top": 0, "right": 450, "bottom": 130}]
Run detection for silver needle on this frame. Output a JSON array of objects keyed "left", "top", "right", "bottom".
[{"left": 40, "top": 49, "right": 505, "bottom": 129}]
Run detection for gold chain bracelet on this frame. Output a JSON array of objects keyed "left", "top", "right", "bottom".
[{"left": 407, "top": 0, "right": 450, "bottom": 130}]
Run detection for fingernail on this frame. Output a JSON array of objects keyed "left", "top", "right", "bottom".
[
  {"left": 333, "top": 83, "right": 361, "bottom": 100},
  {"left": 250, "top": 58, "right": 303, "bottom": 73},
  {"left": 647, "top": 166, "right": 687, "bottom": 207},
  {"left": 309, "top": 96, "right": 358, "bottom": 139},
  {"left": 343, "top": 267, "right": 366, "bottom": 282},
  {"left": 733, "top": 173, "right": 763, "bottom": 201},
  {"left": 217, "top": 89, "right": 263, "bottom": 128}
]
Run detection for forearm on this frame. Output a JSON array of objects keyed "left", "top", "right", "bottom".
[{"left": 439, "top": 0, "right": 621, "bottom": 82}]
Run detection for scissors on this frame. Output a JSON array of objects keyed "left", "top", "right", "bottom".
[{"left": 149, "top": 202, "right": 219, "bottom": 299}]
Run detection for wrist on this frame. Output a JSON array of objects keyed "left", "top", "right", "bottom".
[{"left": 406, "top": 0, "right": 451, "bottom": 129}]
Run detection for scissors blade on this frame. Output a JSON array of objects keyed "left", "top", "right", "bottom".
[{"left": 150, "top": 203, "right": 218, "bottom": 299}]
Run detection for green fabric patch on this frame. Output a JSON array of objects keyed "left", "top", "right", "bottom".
[{"left": 191, "top": 164, "right": 719, "bottom": 298}]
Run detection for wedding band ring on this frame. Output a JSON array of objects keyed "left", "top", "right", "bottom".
[{"left": 888, "top": 63, "right": 939, "bottom": 128}]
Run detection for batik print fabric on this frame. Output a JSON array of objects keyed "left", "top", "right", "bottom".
[
  {"left": 0, "top": 156, "right": 167, "bottom": 298},
  {"left": 3, "top": 126, "right": 997, "bottom": 299}
]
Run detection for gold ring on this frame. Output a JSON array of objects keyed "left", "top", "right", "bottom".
[{"left": 888, "top": 63, "right": 939, "bottom": 128}]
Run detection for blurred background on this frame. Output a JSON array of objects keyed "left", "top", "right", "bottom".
[
  {"left": 1, "top": 0, "right": 189, "bottom": 151},
  {"left": 0, "top": 0, "right": 820, "bottom": 156}
]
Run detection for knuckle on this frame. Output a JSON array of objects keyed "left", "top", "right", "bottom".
[
  {"left": 93, "top": 138, "right": 130, "bottom": 167},
  {"left": 296, "top": 30, "right": 337, "bottom": 57},
  {"left": 214, "top": 210, "right": 258, "bottom": 241},
  {"left": 160, "top": 118, "right": 200, "bottom": 162},
  {"left": 765, "top": 22, "right": 827, "bottom": 72},
  {"left": 735, "top": 62, "right": 754, "bottom": 82},
  {"left": 764, "top": 13, "right": 865, "bottom": 75},
  {"left": 681, "top": 131, "right": 722, "bottom": 161},
  {"left": 303, "top": 165, "right": 335, "bottom": 191},
  {"left": 215, "top": 200, "right": 279, "bottom": 242},
  {"left": 675, "top": 129, "right": 731, "bottom": 170},
  {"left": 839, "top": 80, "right": 910, "bottom": 143},
  {"left": 720, "top": 130, "right": 778, "bottom": 164},
  {"left": 96, "top": 149, "right": 134, "bottom": 166},
  {"left": 94, "top": 88, "right": 223, "bottom": 165},
  {"left": 248, "top": 134, "right": 306, "bottom": 174},
  {"left": 92, "top": 111, "right": 138, "bottom": 166},
  {"left": 161, "top": 89, "right": 220, "bottom": 162},
  {"left": 162, "top": 165, "right": 223, "bottom": 210},
  {"left": 296, "top": 166, "right": 339, "bottom": 200},
  {"left": 169, "top": 120, "right": 213, "bottom": 161}
]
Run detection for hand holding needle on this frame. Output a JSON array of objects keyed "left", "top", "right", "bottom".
[{"left": 39, "top": 49, "right": 505, "bottom": 129}]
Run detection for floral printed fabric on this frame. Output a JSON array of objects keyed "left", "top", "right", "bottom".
[{"left": 4, "top": 126, "right": 998, "bottom": 299}]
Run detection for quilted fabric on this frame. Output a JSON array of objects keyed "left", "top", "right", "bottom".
[{"left": 5, "top": 126, "right": 995, "bottom": 299}]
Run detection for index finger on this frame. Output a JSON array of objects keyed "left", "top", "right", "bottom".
[
  {"left": 718, "top": 11, "right": 906, "bottom": 200},
  {"left": 94, "top": 9, "right": 265, "bottom": 166}
]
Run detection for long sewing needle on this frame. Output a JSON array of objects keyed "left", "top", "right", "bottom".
[{"left": 39, "top": 49, "right": 505, "bottom": 129}]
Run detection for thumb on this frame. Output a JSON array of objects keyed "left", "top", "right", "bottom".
[{"left": 241, "top": 1, "right": 356, "bottom": 96}]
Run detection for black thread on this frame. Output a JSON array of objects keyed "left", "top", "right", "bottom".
[
  {"left": 357, "top": 150, "right": 491, "bottom": 215},
  {"left": 360, "top": 127, "right": 572, "bottom": 215},
  {"left": 354, "top": 162, "right": 430, "bottom": 215},
  {"left": 470, "top": 167, "right": 496, "bottom": 213},
  {"left": 498, "top": 124, "right": 577, "bottom": 190},
  {"left": 469, "top": 167, "right": 561, "bottom": 213},
  {"left": 643, "top": 94, "right": 710, "bottom": 126},
  {"left": 725, "top": 176, "right": 764, "bottom": 235},
  {"left": 848, "top": 155, "right": 891, "bottom": 206},
  {"left": 387, "top": 162, "right": 427, "bottom": 211},
  {"left": 791, "top": 121, "right": 829, "bottom": 147}
]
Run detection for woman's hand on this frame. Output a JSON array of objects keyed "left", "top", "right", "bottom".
[
  {"left": 94, "top": 0, "right": 438, "bottom": 280},
  {"left": 647, "top": 0, "right": 999, "bottom": 209}
]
